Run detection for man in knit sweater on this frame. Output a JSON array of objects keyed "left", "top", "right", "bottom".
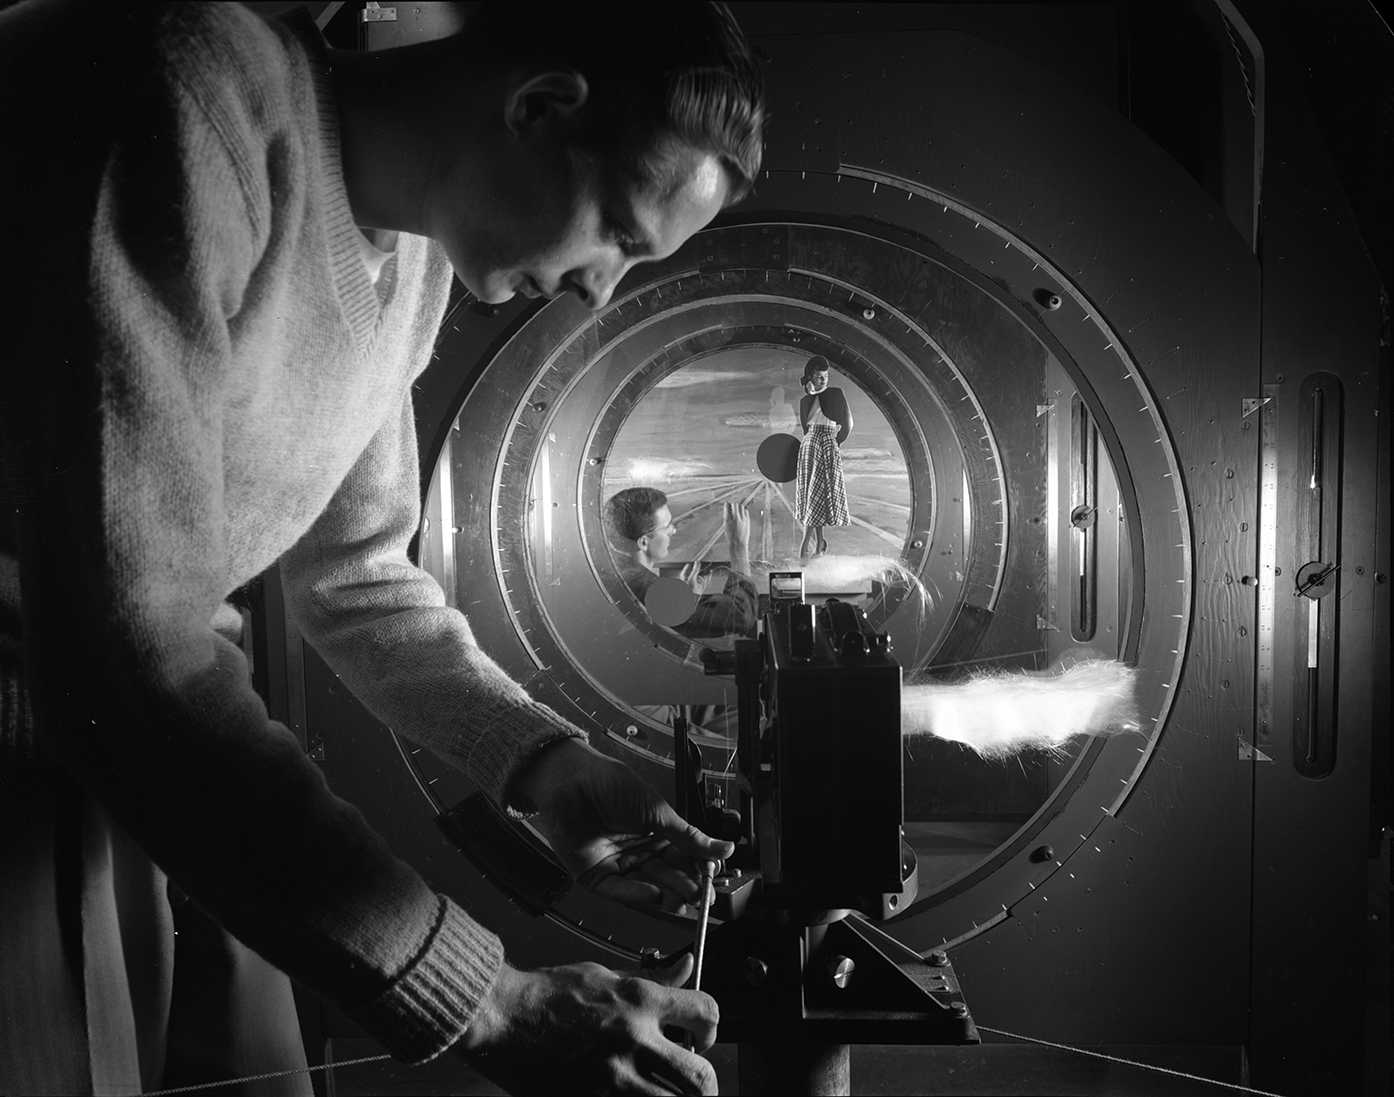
[{"left": 0, "top": 2, "right": 764, "bottom": 1093}]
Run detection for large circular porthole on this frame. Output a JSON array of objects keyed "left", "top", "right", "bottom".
[{"left": 407, "top": 199, "right": 1187, "bottom": 957}]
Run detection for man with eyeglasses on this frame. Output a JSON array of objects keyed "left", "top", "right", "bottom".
[{"left": 606, "top": 488, "right": 759, "bottom": 641}]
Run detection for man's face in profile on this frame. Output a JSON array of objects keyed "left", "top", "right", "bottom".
[
  {"left": 437, "top": 124, "right": 731, "bottom": 309},
  {"left": 643, "top": 504, "right": 676, "bottom": 563}
]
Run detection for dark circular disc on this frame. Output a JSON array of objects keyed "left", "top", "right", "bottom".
[
  {"left": 756, "top": 433, "right": 801, "bottom": 483},
  {"left": 644, "top": 576, "right": 699, "bottom": 626}
]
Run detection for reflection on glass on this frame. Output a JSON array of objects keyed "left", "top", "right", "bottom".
[
  {"left": 793, "top": 354, "right": 852, "bottom": 558},
  {"left": 498, "top": 318, "right": 1134, "bottom": 905},
  {"left": 601, "top": 488, "right": 759, "bottom": 641},
  {"left": 600, "top": 345, "right": 912, "bottom": 620}
]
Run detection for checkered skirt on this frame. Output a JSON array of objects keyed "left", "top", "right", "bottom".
[{"left": 794, "top": 424, "right": 850, "bottom": 527}]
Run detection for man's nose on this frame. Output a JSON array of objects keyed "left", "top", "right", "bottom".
[{"left": 565, "top": 261, "right": 628, "bottom": 311}]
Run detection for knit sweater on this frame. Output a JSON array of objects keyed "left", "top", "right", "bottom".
[{"left": 0, "top": 1, "right": 584, "bottom": 1063}]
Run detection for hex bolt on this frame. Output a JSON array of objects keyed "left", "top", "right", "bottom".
[
  {"left": 828, "top": 956, "right": 855, "bottom": 989},
  {"left": 951, "top": 1001, "right": 970, "bottom": 1018},
  {"left": 744, "top": 957, "right": 769, "bottom": 987},
  {"left": 927, "top": 951, "right": 948, "bottom": 967}
]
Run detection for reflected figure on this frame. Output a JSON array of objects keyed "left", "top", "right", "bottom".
[
  {"left": 605, "top": 488, "right": 758, "bottom": 639},
  {"left": 766, "top": 385, "right": 798, "bottom": 432},
  {"left": 795, "top": 355, "right": 853, "bottom": 557}
]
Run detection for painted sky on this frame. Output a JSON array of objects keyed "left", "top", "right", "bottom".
[
  {"left": 604, "top": 345, "right": 908, "bottom": 492},
  {"left": 600, "top": 345, "right": 914, "bottom": 563}
]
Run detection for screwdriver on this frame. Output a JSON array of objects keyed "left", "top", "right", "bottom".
[
  {"left": 684, "top": 858, "right": 718, "bottom": 1052},
  {"left": 692, "top": 858, "right": 717, "bottom": 992}
]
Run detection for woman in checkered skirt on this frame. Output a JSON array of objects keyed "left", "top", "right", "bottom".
[{"left": 794, "top": 355, "right": 854, "bottom": 557}]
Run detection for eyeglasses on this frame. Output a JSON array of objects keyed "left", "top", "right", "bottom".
[{"left": 647, "top": 519, "right": 677, "bottom": 537}]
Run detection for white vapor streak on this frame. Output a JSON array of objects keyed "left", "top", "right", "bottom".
[{"left": 902, "top": 660, "right": 1141, "bottom": 759}]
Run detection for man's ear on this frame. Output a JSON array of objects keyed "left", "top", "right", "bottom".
[{"left": 504, "top": 71, "right": 589, "bottom": 135}]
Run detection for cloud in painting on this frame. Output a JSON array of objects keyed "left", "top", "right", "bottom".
[
  {"left": 619, "top": 458, "right": 716, "bottom": 483},
  {"left": 723, "top": 412, "right": 792, "bottom": 429},
  {"left": 655, "top": 369, "right": 759, "bottom": 389}
]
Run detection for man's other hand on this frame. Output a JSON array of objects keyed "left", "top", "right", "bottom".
[
  {"left": 459, "top": 955, "right": 719, "bottom": 1095},
  {"left": 722, "top": 502, "right": 751, "bottom": 578},
  {"left": 679, "top": 560, "right": 705, "bottom": 596},
  {"left": 514, "top": 740, "right": 735, "bottom": 911},
  {"left": 721, "top": 502, "right": 749, "bottom": 551}
]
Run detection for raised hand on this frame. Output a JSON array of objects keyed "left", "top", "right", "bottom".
[
  {"left": 722, "top": 501, "right": 749, "bottom": 548},
  {"left": 722, "top": 502, "right": 751, "bottom": 577},
  {"left": 679, "top": 559, "right": 705, "bottom": 596},
  {"left": 458, "top": 954, "right": 719, "bottom": 1095}
]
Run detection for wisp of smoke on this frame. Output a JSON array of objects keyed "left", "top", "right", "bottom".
[{"left": 901, "top": 659, "right": 1141, "bottom": 759}]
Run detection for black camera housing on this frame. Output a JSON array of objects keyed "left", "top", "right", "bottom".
[{"left": 728, "top": 599, "right": 915, "bottom": 917}]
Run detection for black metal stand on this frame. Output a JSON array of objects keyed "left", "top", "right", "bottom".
[
  {"left": 680, "top": 620, "right": 977, "bottom": 1094},
  {"left": 697, "top": 911, "right": 977, "bottom": 1096}
]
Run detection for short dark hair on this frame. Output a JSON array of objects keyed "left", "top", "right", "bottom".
[
  {"left": 606, "top": 486, "right": 668, "bottom": 541},
  {"left": 466, "top": 2, "right": 765, "bottom": 200},
  {"left": 801, "top": 355, "right": 830, "bottom": 386}
]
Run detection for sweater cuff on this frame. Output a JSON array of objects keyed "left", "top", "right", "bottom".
[
  {"left": 466, "top": 703, "right": 589, "bottom": 815},
  {"left": 345, "top": 895, "right": 504, "bottom": 1065}
]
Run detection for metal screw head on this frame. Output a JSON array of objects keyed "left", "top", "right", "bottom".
[
  {"left": 927, "top": 951, "right": 948, "bottom": 967},
  {"left": 862, "top": 307, "right": 876, "bottom": 320},
  {"left": 951, "top": 1001, "right": 970, "bottom": 1018},
  {"left": 743, "top": 957, "right": 769, "bottom": 987},
  {"left": 828, "top": 956, "right": 855, "bottom": 989}
]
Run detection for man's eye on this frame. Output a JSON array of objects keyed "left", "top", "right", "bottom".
[{"left": 607, "top": 217, "right": 637, "bottom": 255}]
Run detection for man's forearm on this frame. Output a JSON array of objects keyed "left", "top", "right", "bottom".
[{"left": 727, "top": 539, "right": 752, "bottom": 578}]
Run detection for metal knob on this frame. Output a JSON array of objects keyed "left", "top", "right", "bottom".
[{"left": 827, "top": 955, "right": 855, "bottom": 989}]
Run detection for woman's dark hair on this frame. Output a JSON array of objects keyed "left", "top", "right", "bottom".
[
  {"left": 465, "top": 2, "right": 766, "bottom": 200},
  {"left": 605, "top": 486, "right": 669, "bottom": 542},
  {"left": 801, "top": 354, "right": 831, "bottom": 387}
]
